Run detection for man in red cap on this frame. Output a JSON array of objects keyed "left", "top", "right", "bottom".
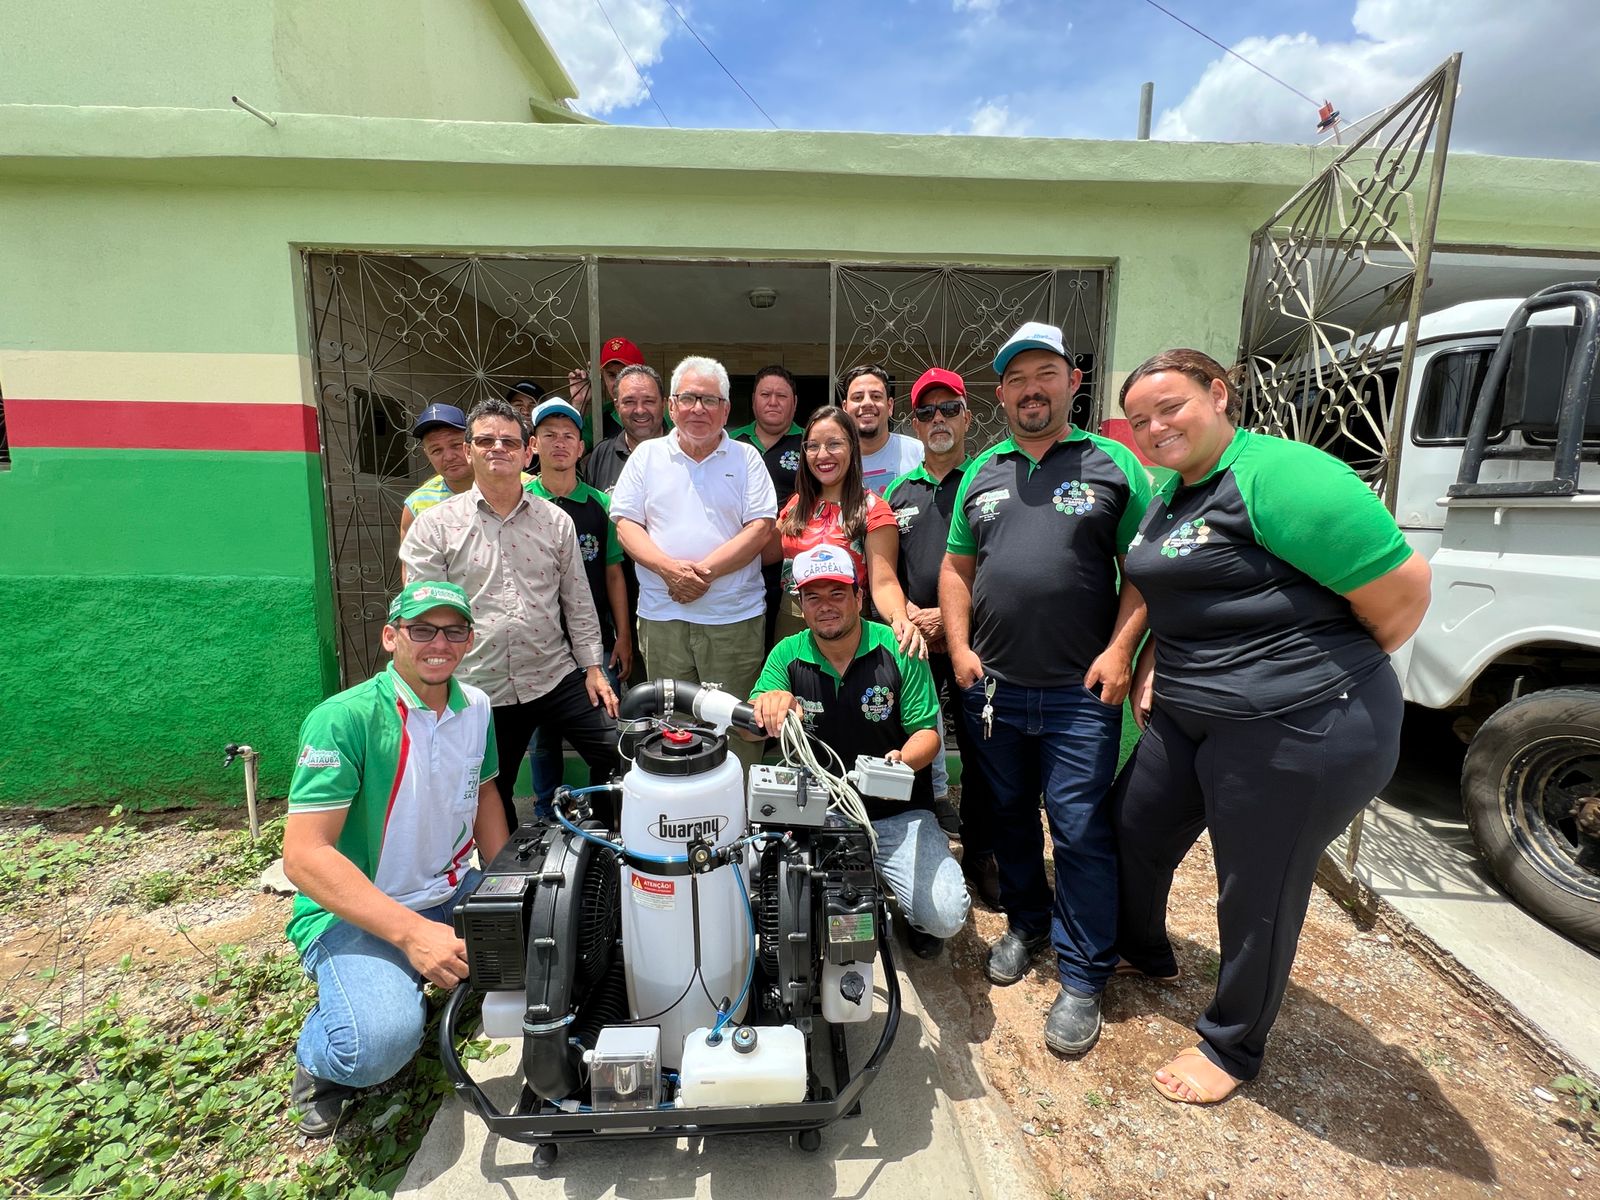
[{"left": 569, "top": 335, "right": 645, "bottom": 444}]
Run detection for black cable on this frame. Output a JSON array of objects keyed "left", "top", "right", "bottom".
[
  {"left": 661, "top": 0, "right": 780, "bottom": 129},
  {"left": 1140, "top": 0, "right": 1321, "bottom": 109},
  {"left": 592, "top": 0, "right": 675, "bottom": 127}
]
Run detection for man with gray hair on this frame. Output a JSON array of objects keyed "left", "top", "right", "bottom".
[{"left": 609, "top": 356, "right": 777, "bottom": 774}]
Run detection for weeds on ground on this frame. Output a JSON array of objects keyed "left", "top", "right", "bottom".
[
  {"left": 1551, "top": 1075, "right": 1600, "bottom": 1146},
  {"left": 0, "top": 940, "right": 496, "bottom": 1197},
  {"left": 0, "top": 806, "right": 144, "bottom": 900}
]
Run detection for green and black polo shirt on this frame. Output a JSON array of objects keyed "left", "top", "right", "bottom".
[
  {"left": 946, "top": 429, "right": 1152, "bottom": 687},
  {"left": 883, "top": 457, "right": 972, "bottom": 609},
  {"left": 526, "top": 477, "right": 624, "bottom": 651},
  {"left": 1124, "top": 428, "right": 1412, "bottom": 717},
  {"left": 730, "top": 421, "right": 805, "bottom": 508},
  {"left": 753, "top": 619, "right": 940, "bottom": 819}
]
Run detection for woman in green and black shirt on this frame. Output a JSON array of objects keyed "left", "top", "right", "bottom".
[{"left": 1114, "top": 349, "right": 1431, "bottom": 1105}]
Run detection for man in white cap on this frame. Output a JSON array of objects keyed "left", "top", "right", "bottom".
[
  {"left": 940, "top": 322, "right": 1151, "bottom": 1056},
  {"left": 748, "top": 545, "right": 970, "bottom": 959}
]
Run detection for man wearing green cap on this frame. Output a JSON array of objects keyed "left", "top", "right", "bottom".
[{"left": 280, "top": 580, "right": 508, "bottom": 1138}]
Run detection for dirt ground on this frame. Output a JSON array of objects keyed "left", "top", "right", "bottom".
[
  {"left": 4, "top": 807, "right": 1597, "bottom": 1199},
  {"left": 910, "top": 826, "right": 1600, "bottom": 1200}
]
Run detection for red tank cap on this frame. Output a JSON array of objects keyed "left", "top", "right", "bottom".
[{"left": 659, "top": 727, "right": 695, "bottom": 746}]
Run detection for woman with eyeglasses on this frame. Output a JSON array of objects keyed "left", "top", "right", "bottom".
[{"left": 766, "top": 406, "right": 926, "bottom": 658}]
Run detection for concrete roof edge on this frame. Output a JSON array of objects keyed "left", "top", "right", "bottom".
[{"left": 485, "top": 0, "right": 580, "bottom": 102}]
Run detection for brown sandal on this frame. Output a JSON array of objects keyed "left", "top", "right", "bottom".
[
  {"left": 1114, "top": 958, "right": 1180, "bottom": 983},
  {"left": 1151, "top": 1047, "right": 1240, "bottom": 1105}
]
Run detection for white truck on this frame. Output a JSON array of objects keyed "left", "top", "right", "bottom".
[{"left": 1371, "top": 282, "right": 1600, "bottom": 949}]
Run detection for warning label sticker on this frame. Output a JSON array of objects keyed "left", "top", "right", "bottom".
[
  {"left": 828, "top": 912, "right": 875, "bottom": 944},
  {"left": 630, "top": 874, "right": 676, "bottom": 911}
]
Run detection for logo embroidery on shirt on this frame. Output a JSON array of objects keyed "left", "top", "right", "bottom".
[
  {"left": 798, "top": 697, "right": 824, "bottom": 731},
  {"left": 860, "top": 684, "right": 895, "bottom": 723},
  {"left": 779, "top": 449, "right": 801, "bottom": 471},
  {"left": 578, "top": 532, "right": 601, "bottom": 563},
  {"left": 298, "top": 746, "right": 342, "bottom": 769},
  {"left": 1052, "top": 479, "right": 1098, "bottom": 516},
  {"left": 893, "top": 505, "right": 920, "bottom": 533},
  {"left": 1161, "top": 517, "right": 1212, "bottom": 558},
  {"left": 973, "top": 488, "right": 1010, "bottom": 523}
]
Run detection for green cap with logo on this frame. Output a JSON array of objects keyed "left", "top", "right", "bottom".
[{"left": 388, "top": 580, "right": 473, "bottom": 624}]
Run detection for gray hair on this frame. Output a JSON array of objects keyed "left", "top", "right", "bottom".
[
  {"left": 465, "top": 398, "right": 526, "bottom": 443},
  {"left": 615, "top": 363, "right": 665, "bottom": 396},
  {"left": 670, "top": 355, "right": 731, "bottom": 401}
]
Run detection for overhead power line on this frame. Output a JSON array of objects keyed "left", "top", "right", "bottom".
[
  {"left": 661, "top": 0, "right": 780, "bottom": 129},
  {"left": 1141, "top": 0, "right": 1321, "bottom": 109},
  {"left": 592, "top": 0, "right": 674, "bottom": 127}
]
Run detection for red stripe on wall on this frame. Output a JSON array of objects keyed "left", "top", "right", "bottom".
[
  {"left": 5, "top": 399, "right": 320, "bottom": 453},
  {"left": 1098, "top": 418, "right": 1154, "bottom": 466}
]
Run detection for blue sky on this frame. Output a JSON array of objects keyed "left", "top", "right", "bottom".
[{"left": 526, "top": 0, "right": 1600, "bottom": 159}]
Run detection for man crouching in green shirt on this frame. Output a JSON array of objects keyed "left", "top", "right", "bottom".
[{"left": 281, "top": 580, "right": 509, "bottom": 1137}]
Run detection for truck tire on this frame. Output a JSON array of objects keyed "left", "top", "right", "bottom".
[{"left": 1462, "top": 687, "right": 1600, "bottom": 951}]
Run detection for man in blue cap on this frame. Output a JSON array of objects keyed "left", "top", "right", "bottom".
[
  {"left": 939, "top": 321, "right": 1152, "bottom": 1057},
  {"left": 399, "top": 404, "right": 472, "bottom": 541}
]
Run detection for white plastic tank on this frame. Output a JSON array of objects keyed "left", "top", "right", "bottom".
[
  {"left": 677, "top": 1024, "right": 807, "bottom": 1107},
  {"left": 619, "top": 726, "right": 751, "bottom": 1069}
]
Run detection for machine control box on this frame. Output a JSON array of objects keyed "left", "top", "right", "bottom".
[
  {"left": 851, "top": 755, "right": 915, "bottom": 804},
  {"left": 747, "top": 764, "right": 832, "bottom": 829},
  {"left": 452, "top": 824, "right": 551, "bottom": 990}
]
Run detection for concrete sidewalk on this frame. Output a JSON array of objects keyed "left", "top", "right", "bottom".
[
  {"left": 1331, "top": 751, "right": 1600, "bottom": 1077},
  {"left": 398, "top": 949, "right": 1041, "bottom": 1199}
]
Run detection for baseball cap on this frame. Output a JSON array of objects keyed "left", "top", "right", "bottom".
[
  {"left": 911, "top": 367, "right": 967, "bottom": 406},
  {"left": 410, "top": 403, "right": 468, "bottom": 438},
  {"left": 600, "top": 336, "right": 645, "bottom": 368},
  {"left": 530, "top": 397, "right": 584, "bottom": 430},
  {"left": 791, "top": 545, "right": 858, "bottom": 590},
  {"left": 388, "top": 580, "right": 473, "bottom": 624},
  {"left": 993, "top": 321, "right": 1070, "bottom": 376},
  {"left": 506, "top": 380, "right": 546, "bottom": 404}
]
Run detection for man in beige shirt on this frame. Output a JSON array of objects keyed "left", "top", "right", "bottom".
[{"left": 401, "top": 398, "right": 620, "bottom": 830}]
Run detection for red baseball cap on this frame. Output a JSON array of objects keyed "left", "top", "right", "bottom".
[
  {"left": 600, "top": 336, "right": 645, "bottom": 367},
  {"left": 911, "top": 367, "right": 967, "bottom": 406}
]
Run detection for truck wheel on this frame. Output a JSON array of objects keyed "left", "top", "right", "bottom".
[{"left": 1462, "top": 687, "right": 1600, "bottom": 950}]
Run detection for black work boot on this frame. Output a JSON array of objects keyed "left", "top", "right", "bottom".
[
  {"left": 291, "top": 1065, "right": 355, "bottom": 1139},
  {"left": 961, "top": 852, "right": 1002, "bottom": 910},
  {"left": 1043, "top": 985, "right": 1103, "bottom": 1056},
  {"left": 985, "top": 928, "right": 1049, "bottom": 985},
  {"left": 907, "top": 926, "right": 945, "bottom": 960}
]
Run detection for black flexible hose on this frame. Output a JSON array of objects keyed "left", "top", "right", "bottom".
[{"left": 618, "top": 678, "right": 762, "bottom": 734}]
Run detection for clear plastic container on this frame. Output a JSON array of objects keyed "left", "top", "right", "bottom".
[
  {"left": 676, "top": 1024, "right": 807, "bottom": 1108},
  {"left": 820, "top": 957, "right": 876, "bottom": 1024},
  {"left": 480, "top": 989, "right": 526, "bottom": 1039}
]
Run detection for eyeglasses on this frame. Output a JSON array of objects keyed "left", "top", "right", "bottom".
[
  {"left": 803, "top": 439, "right": 850, "bottom": 455},
  {"left": 912, "top": 400, "right": 966, "bottom": 421},
  {"left": 470, "top": 435, "right": 523, "bottom": 449},
  {"left": 399, "top": 622, "right": 472, "bottom": 643},
  {"left": 671, "top": 392, "right": 726, "bottom": 410}
]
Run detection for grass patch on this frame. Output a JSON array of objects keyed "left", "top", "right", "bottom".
[{"left": 0, "top": 807, "right": 145, "bottom": 900}]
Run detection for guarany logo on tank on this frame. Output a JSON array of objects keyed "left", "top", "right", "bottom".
[{"left": 650, "top": 812, "right": 728, "bottom": 841}]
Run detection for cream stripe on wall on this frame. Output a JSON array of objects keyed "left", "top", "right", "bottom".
[{"left": 0, "top": 350, "right": 312, "bottom": 407}]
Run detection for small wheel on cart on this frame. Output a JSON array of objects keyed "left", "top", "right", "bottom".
[
  {"left": 533, "top": 1142, "right": 559, "bottom": 1169},
  {"left": 795, "top": 1127, "right": 823, "bottom": 1153}
]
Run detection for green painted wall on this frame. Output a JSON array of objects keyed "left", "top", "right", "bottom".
[
  {"left": 4, "top": 109, "right": 1600, "bottom": 809},
  {"left": 0, "top": 0, "right": 574, "bottom": 122}
]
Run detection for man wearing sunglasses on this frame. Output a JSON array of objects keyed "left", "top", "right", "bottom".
[
  {"left": 401, "top": 399, "right": 621, "bottom": 833},
  {"left": 883, "top": 368, "right": 1000, "bottom": 907},
  {"left": 281, "top": 580, "right": 508, "bottom": 1138}
]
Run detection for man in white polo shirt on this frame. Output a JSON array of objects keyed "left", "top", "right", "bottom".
[
  {"left": 609, "top": 354, "right": 777, "bottom": 774},
  {"left": 281, "top": 580, "right": 508, "bottom": 1138}
]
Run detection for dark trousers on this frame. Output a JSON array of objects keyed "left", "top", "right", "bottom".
[
  {"left": 1114, "top": 667, "right": 1403, "bottom": 1080},
  {"left": 960, "top": 678, "right": 1123, "bottom": 993},
  {"left": 760, "top": 562, "right": 783, "bottom": 652},
  {"left": 491, "top": 668, "right": 620, "bottom": 831},
  {"left": 929, "top": 652, "right": 995, "bottom": 857}
]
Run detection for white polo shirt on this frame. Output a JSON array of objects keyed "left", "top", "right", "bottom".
[{"left": 609, "top": 429, "right": 777, "bottom": 624}]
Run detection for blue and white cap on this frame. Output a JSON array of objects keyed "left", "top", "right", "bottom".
[
  {"left": 530, "top": 397, "right": 585, "bottom": 430},
  {"left": 993, "top": 321, "right": 1070, "bottom": 376}
]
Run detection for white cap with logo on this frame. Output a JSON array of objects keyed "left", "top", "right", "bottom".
[
  {"left": 993, "top": 321, "right": 1070, "bottom": 375},
  {"left": 791, "top": 544, "right": 857, "bottom": 589}
]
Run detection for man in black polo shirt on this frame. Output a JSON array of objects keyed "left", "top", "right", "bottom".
[
  {"left": 940, "top": 321, "right": 1152, "bottom": 1056},
  {"left": 731, "top": 364, "right": 805, "bottom": 648},
  {"left": 883, "top": 367, "right": 999, "bottom": 909},
  {"left": 749, "top": 546, "right": 970, "bottom": 959}
]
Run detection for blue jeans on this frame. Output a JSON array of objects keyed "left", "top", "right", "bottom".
[
  {"left": 529, "top": 661, "right": 622, "bottom": 810},
  {"left": 295, "top": 869, "right": 481, "bottom": 1088},
  {"left": 961, "top": 678, "right": 1121, "bottom": 993},
  {"left": 873, "top": 809, "right": 971, "bottom": 939}
]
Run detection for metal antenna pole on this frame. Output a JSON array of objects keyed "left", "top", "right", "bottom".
[{"left": 1137, "top": 83, "right": 1153, "bottom": 139}]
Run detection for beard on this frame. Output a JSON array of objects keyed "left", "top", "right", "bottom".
[
  {"left": 811, "top": 613, "right": 859, "bottom": 641},
  {"left": 927, "top": 429, "right": 957, "bottom": 454}
]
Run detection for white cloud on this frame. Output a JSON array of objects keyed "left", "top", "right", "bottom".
[
  {"left": 522, "top": 0, "right": 673, "bottom": 116},
  {"left": 953, "top": 0, "right": 1002, "bottom": 13},
  {"left": 965, "top": 99, "right": 1030, "bottom": 137},
  {"left": 1153, "top": 0, "right": 1600, "bottom": 160}
]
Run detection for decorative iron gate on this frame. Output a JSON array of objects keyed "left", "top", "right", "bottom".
[
  {"left": 1236, "top": 55, "right": 1461, "bottom": 503},
  {"left": 307, "top": 252, "right": 597, "bottom": 683},
  {"left": 831, "top": 265, "right": 1108, "bottom": 448}
]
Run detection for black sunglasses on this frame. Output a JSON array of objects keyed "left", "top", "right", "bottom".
[{"left": 912, "top": 400, "right": 966, "bottom": 421}]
